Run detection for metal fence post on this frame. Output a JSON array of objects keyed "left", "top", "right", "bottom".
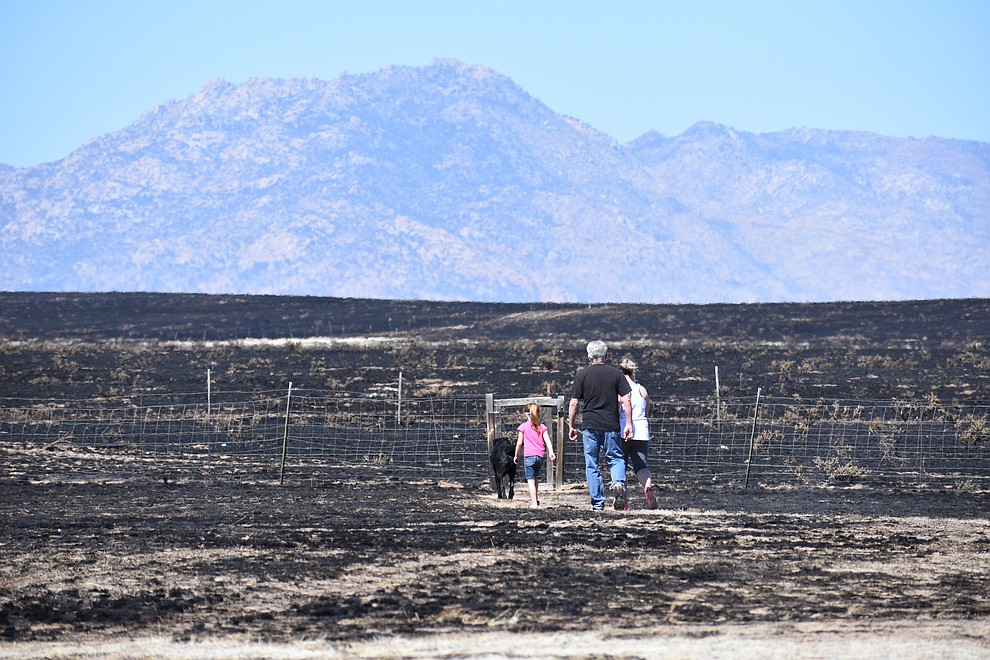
[
  {"left": 279, "top": 382, "right": 293, "bottom": 485},
  {"left": 744, "top": 387, "right": 762, "bottom": 488}
]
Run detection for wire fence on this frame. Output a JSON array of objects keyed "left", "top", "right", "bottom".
[
  {"left": 1, "top": 389, "right": 988, "bottom": 488},
  {"left": 652, "top": 396, "right": 990, "bottom": 487}
]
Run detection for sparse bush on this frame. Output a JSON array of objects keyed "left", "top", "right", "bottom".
[
  {"left": 948, "top": 343, "right": 990, "bottom": 370},
  {"left": 413, "top": 384, "right": 452, "bottom": 397},
  {"left": 783, "top": 456, "right": 806, "bottom": 483},
  {"left": 955, "top": 416, "right": 990, "bottom": 445},
  {"left": 892, "top": 398, "right": 920, "bottom": 421},
  {"left": 789, "top": 419, "right": 810, "bottom": 440},
  {"left": 857, "top": 354, "right": 897, "bottom": 369},
  {"left": 51, "top": 349, "right": 80, "bottom": 374},
  {"left": 641, "top": 347, "right": 671, "bottom": 365},
  {"left": 535, "top": 352, "right": 561, "bottom": 371},
  {"left": 772, "top": 359, "right": 794, "bottom": 375},
  {"left": 957, "top": 479, "right": 977, "bottom": 494},
  {"left": 828, "top": 402, "right": 863, "bottom": 421},
  {"left": 364, "top": 453, "right": 392, "bottom": 466},
  {"left": 813, "top": 456, "right": 871, "bottom": 483},
  {"left": 797, "top": 356, "right": 830, "bottom": 373},
  {"left": 869, "top": 422, "right": 898, "bottom": 462},
  {"left": 753, "top": 429, "right": 782, "bottom": 452}
]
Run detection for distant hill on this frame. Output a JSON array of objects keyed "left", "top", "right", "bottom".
[{"left": 1, "top": 59, "right": 988, "bottom": 303}]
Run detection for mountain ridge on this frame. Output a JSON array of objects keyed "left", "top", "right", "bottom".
[{"left": 1, "top": 59, "right": 988, "bottom": 303}]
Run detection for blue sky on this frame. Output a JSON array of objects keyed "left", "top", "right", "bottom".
[{"left": 2, "top": 0, "right": 988, "bottom": 167}]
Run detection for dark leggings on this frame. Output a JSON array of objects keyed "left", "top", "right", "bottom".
[{"left": 624, "top": 439, "right": 649, "bottom": 474}]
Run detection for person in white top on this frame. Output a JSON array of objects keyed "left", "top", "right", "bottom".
[{"left": 618, "top": 357, "right": 659, "bottom": 509}]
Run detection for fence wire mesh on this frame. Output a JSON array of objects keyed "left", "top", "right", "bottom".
[
  {"left": 651, "top": 397, "right": 990, "bottom": 487},
  {"left": 1, "top": 391, "right": 987, "bottom": 488}
]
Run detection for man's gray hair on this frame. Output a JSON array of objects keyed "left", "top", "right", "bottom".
[{"left": 586, "top": 340, "right": 608, "bottom": 361}]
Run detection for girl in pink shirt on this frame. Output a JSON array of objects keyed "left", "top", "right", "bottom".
[{"left": 514, "top": 402, "right": 557, "bottom": 508}]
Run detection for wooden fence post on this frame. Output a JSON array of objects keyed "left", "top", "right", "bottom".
[
  {"left": 555, "top": 395, "right": 565, "bottom": 491},
  {"left": 485, "top": 393, "right": 496, "bottom": 490}
]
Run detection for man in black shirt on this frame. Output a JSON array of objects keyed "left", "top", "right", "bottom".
[{"left": 568, "top": 340, "right": 633, "bottom": 510}]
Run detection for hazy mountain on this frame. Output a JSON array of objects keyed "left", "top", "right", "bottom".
[{"left": 2, "top": 59, "right": 988, "bottom": 303}]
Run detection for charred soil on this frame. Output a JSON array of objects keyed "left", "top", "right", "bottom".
[{"left": 1, "top": 293, "right": 989, "bottom": 656}]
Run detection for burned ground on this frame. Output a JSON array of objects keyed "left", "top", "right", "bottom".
[
  {"left": 2, "top": 447, "right": 989, "bottom": 656},
  {"left": 1, "top": 293, "right": 988, "bottom": 403},
  {"left": 1, "top": 293, "right": 989, "bottom": 657}
]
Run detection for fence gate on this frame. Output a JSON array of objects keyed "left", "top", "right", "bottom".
[{"left": 486, "top": 394, "right": 566, "bottom": 491}]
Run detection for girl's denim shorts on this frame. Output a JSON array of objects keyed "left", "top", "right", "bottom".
[{"left": 523, "top": 455, "right": 545, "bottom": 480}]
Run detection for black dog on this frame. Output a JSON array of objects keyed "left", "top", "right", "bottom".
[{"left": 490, "top": 437, "right": 516, "bottom": 499}]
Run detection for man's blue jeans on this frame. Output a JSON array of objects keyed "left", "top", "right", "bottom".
[{"left": 582, "top": 428, "right": 626, "bottom": 509}]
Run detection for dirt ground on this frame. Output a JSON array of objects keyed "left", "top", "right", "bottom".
[
  {"left": 2, "top": 444, "right": 989, "bottom": 658},
  {"left": 1, "top": 293, "right": 989, "bottom": 657}
]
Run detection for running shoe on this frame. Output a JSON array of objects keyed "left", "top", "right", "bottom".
[
  {"left": 610, "top": 483, "right": 628, "bottom": 511},
  {"left": 644, "top": 485, "right": 659, "bottom": 509}
]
